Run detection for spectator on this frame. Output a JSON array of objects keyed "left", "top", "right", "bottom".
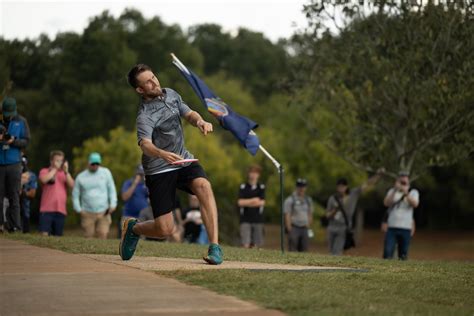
[
  {"left": 121, "top": 165, "right": 148, "bottom": 229},
  {"left": 284, "top": 178, "right": 313, "bottom": 252},
  {"left": 182, "top": 195, "right": 208, "bottom": 244},
  {"left": 382, "top": 171, "right": 419, "bottom": 260},
  {"left": 138, "top": 197, "right": 182, "bottom": 242},
  {"left": 326, "top": 169, "right": 384, "bottom": 255},
  {"left": 20, "top": 155, "right": 37, "bottom": 233},
  {"left": 237, "top": 165, "right": 266, "bottom": 248},
  {"left": 0, "top": 97, "right": 30, "bottom": 233},
  {"left": 38, "top": 150, "right": 75, "bottom": 236},
  {"left": 73, "top": 152, "right": 117, "bottom": 239}
]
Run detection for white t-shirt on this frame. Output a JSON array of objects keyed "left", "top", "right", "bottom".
[{"left": 386, "top": 188, "right": 419, "bottom": 230}]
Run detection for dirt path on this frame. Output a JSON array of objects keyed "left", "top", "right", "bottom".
[
  {"left": 0, "top": 238, "right": 284, "bottom": 316},
  {"left": 85, "top": 254, "right": 365, "bottom": 272}
]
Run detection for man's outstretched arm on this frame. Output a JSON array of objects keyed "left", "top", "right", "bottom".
[{"left": 184, "top": 111, "right": 213, "bottom": 135}]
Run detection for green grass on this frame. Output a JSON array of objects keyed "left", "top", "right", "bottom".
[{"left": 3, "top": 233, "right": 474, "bottom": 315}]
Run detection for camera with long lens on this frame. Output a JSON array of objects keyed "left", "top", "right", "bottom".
[{"left": 0, "top": 125, "right": 12, "bottom": 150}]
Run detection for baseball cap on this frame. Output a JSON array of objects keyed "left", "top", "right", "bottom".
[
  {"left": 2, "top": 97, "right": 17, "bottom": 118},
  {"left": 88, "top": 152, "right": 102, "bottom": 165},
  {"left": 296, "top": 178, "right": 307, "bottom": 187},
  {"left": 336, "top": 177, "right": 348, "bottom": 186}
]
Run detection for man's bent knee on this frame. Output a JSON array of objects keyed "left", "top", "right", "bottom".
[
  {"left": 193, "top": 178, "right": 212, "bottom": 193},
  {"left": 154, "top": 217, "right": 175, "bottom": 236}
]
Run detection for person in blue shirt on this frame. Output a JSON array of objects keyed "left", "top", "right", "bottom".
[
  {"left": 120, "top": 165, "right": 149, "bottom": 228},
  {"left": 0, "top": 97, "right": 31, "bottom": 233},
  {"left": 20, "top": 155, "right": 37, "bottom": 233}
]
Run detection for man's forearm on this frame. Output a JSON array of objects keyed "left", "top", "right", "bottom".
[
  {"left": 140, "top": 140, "right": 163, "bottom": 158},
  {"left": 66, "top": 173, "right": 75, "bottom": 189},
  {"left": 12, "top": 137, "right": 29, "bottom": 148},
  {"left": 122, "top": 182, "right": 137, "bottom": 201},
  {"left": 285, "top": 213, "right": 292, "bottom": 231},
  {"left": 185, "top": 111, "right": 204, "bottom": 127},
  {"left": 406, "top": 195, "right": 419, "bottom": 208},
  {"left": 238, "top": 198, "right": 262, "bottom": 207},
  {"left": 384, "top": 191, "right": 397, "bottom": 207},
  {"left": 39, "top": 169, "right": 57, "bottom": 184}
]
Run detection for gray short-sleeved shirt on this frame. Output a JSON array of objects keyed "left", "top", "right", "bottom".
[
  {"left": 136, "top": 88, "right": 194, "bottom": 175},
  {"left": 284, "top": 192, "right": 314, "bottom": 227},
  {"left": 326, "top": 187, "right": 362, "bottom": 232}
]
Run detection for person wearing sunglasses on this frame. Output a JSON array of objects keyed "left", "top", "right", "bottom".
[
  {"left": 382, "top": 171, "right": 420, "bottom": 260},
  {"left": 72, "top": 152, "right": 117, "bottom": 239}
]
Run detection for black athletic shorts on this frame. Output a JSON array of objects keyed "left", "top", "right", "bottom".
[{"left": 145, "top": 162, "right": 207, "bottom": 218}]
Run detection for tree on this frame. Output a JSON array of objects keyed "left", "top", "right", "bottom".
[
  {"left": 291, "top": 1, "right": 474, "bottom": 178},
  {"left": 190, "top": 25, "right": 290, "bottom": 100}
]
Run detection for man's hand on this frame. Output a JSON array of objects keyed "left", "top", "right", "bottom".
[
  {"left": 62, "top": 161, "right": 69, "bottom": 174},
  {"left": 400, "top": 184, "right": 410, "bottom": 195},
  {"left": 6, "top": 136, "right": 15, "bottom": 145},
  {"left": 381, "top": 222, "right": 388, "bottom": 233},
  {"left": 376, "top": 167, "right": 386, "bottom": 175},
  {"left": 21, "top": 172, "right": 30, "bottom": 186},
  {"left": 107, "top": 207, "right": 116, "bottom": 215},
  {"left": 133, "top": 174, "right": 142, "bottom": 185},
  {"left": 159, "top": 150, "right": 183, "bottom": 164},
  {"left": 196, "top": 119, "right": 213, "bottom": 136},
  {"left": 395, "top": 181, "right": 404, "bottom": 192}
]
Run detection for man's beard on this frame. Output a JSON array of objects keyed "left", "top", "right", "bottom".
[{"left": 145, "top": 87, "right": 163, "bottom": 99}]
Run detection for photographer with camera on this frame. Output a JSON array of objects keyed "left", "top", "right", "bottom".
[
  {"left": 120, "top": 165, "right": 148, "bottom": 232},
  {"left": 325, "top": 168, "right": 384, "bottom": 256},
  {"left": 38, "top": 150, "right": 75, "bottom": 236},
  {"left": 0, "top": 97, "right": 31, "bottom": 233},
  {"left": 382, "top": 171, "right": 419, "bottom": 260},
  {"left": 20, "top": 155, "right": 37, "bottom": 233}
]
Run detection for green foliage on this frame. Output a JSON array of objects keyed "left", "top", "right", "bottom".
[
  {"left": 190, "top": 24, "right": 290, "bottom": 99},
  {"left": 293, "top": 2, "right": 474, "bottom": 178},
  {"left": 1, "top": 4, "right": 473, "bottom": 233},
  {"left": 72, "top": 126, "right": 141, "bottom": 188}
]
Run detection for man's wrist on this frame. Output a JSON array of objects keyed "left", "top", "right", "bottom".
[{"left": 196, "top": 119, "right": 205, "bottom": 126}]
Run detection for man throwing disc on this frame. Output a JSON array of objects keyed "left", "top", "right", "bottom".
[{"left": 120, "top": 64, "right": 222, "bottom": 265}]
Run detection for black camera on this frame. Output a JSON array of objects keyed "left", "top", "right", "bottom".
[{"left": 0, "top": 125, "right": 11, "bottom": 141}]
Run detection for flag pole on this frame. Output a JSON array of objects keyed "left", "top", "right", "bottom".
[
  {"left": 170, "top": 53, "right": 285, "bottom": 251},
  {"left": 259, "top": 144, "right": 285, "bottom": 254}
]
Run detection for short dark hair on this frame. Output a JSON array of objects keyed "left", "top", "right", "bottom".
[
  {"left": 336, "top": 177, "right": 348, "bottom": 186},
  {"left": 127, "top": 64, "right": 152, "bottom": 89}
]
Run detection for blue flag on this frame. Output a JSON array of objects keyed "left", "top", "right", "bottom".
[{"left": 172, "top": 54, "right": 260, "bottom": 156}]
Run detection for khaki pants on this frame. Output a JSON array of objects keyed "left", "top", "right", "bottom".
[{"left": 81, "top": 211, "right": 112, "bottom": 239}]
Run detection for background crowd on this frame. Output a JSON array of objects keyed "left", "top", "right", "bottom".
[
  {"left": 0, "top": 2, "right": 472, "bottom": 259},
  {"left": 0, "top": 95, "right": 420, "bottom": 260}
]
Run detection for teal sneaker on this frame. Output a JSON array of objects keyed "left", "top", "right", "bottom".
[
  {"left": 203, "top": 243, "right": 223, "bottom": 265},
  {"left": 119, "top": 218, "right": 140, "bottom": 261}
]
